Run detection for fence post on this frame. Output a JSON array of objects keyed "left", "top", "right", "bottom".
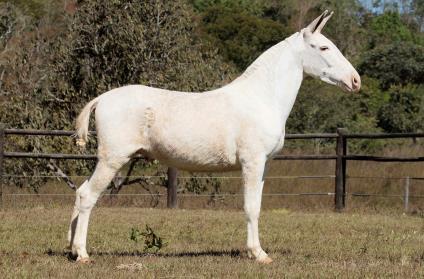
[
  {"left": 404, "top": 177, "right": 410, "bottom": 212},
  {"left": 166, "top": 167, "right": 178, "bottom": 208},
  {"left": 0, "top": 124, "right": 4, "bottom": 208},
  {"left": 335, "top": 128, "right": 347, "bottom": 211}
]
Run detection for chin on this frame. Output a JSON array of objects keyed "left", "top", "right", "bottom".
[{"left": 341, "top": 85, "right": 354, "bottom": 93}]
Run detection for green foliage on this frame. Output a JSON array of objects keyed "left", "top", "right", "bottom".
[
  {"left": 0, "top": 0, "right": 235, "bottom": 190},
  {"left": 286, "top": 77, "right": 388, "bottom": 152},
  {"left": 1, "top": 0, "right": 424, "bottom": 190},
  {"left": 413, "top": 0, "right": 424, "bottom": 30},
  {"left": 287, "top": 79, "right": 381, "bottom": 134},
  {"left": 130, "top": 225, "right": 166, "bottom": 253},
  {"left": 184, "top": 175, "right": 208, "bottom": 194},
  {"left": 377, "top": 86, "right": 424, "bottom": 133},
  {"left": 189, "top": 0, "right": 295, "bottom": 22},
  {"left": 358, "top": 42, "right": 424, "bottom": 89},
  {"left": 184, "top": 174, "right": 221, "bottom": 195},
  {"left": 47, "top": 0, "right": 235, "bottom": 129},
  {"left": 355, "top": 76, "right": 387, "bottom": 116},
  {"left": 190, "top": 0, "right": 265, "bottom": 15},
  {"left": 316, "top": 0, "right": 366, "bottom": 58},
  {"left": 0, "top": 2, "right": 75, "bottom": 190},
  {"left": 367, "top": 11, "right": 417, "bottom": 47},
  {"left": 199, "top": 4, "right": 290, "bottom": 70}
]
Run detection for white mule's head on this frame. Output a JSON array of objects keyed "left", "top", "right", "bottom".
[{"left": 299, "top": 10, "right": 361, "bottom": 93}]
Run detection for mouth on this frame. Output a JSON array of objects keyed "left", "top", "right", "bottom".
[
  {"left": 320, "top": 76, "right": 358, "bottom": 93},
  {"left": 340, "top": 81, "right": 354, "bottom": 92}
]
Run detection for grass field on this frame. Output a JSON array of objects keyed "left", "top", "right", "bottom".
[{"left": 1, "top": 206, "right": 423, "bottom": 278}]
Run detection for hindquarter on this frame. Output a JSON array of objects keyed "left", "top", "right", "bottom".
[{"left": 93, "top": 89, "right": 161, "bottom": 161}]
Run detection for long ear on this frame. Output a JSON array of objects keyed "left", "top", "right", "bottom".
[
  {"left": 314, "top": 11, "right": 334, "bottom": 33},
  {"left": 305, "top": 10, "right": 330, "bottom": 33}
]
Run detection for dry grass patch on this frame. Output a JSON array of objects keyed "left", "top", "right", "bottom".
[{"left": 0, "top": 207, "right": 423, "bottom": 278}]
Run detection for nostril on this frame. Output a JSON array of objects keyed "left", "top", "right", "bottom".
[{"left": 351, "top": 74, "right": 361, "bottom": 92}]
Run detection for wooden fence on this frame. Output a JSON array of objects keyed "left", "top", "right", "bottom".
[{"left": 1, "top": 124, "right": 423, "bottom": 210}]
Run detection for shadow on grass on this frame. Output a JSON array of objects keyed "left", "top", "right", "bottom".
[{"left": 45, "top": 248, "right": 241, "bottom": 261}]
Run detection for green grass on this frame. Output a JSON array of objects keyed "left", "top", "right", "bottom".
[{"left": 0, "top": 207, "right": 423, "bottom": 278}]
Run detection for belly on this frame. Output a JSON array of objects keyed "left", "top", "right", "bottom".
[
  {"left": 158, "top": 157, "right": 241, "bottom": 172},
  {"left": 143, "top": 123, "right": 239, "bottom": 172},
  {"left": 146, "top": 139, "right": 240, "bottom": 172}
]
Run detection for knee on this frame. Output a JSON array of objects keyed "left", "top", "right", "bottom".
[
  {"left": 76, "top": 181, "right": 98, "bottom": 211},
  {"left": 76, "top": 181, "right": 89, "bottom": 199}
]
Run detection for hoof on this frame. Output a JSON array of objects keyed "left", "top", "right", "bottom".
[
  {"left": 76, "top": 257, "right": 91, "bottom": 264},
  {"left": 257, "top": 256, "right": 273, "bottom": 264}
]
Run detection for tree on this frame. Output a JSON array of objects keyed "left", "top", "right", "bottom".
[
  {"left": 366, "top": 11, "right": 417, "bottom": 48},
  {"left": 0, "top": 1, "right": 72, "bottom": 190},
  {"left": 287, "top": 0, "right": 320, "bottom": 30},
  {"left": 286, "top": 78, "right": 381, "bottom": 134},
  {"left": 47, "top": 0, "right": 234, "bottom": 126},
  {"left": 190, "top": 0, "right": 265, "bottom": 15},
  {"left": 1, "top": 0, "right": 236, "bottom": 191},
  {"left": 358, "top": 41, "right": 424, "bottom": 89},
  {"left": 315, "top": 0, "right": 366, "bottom": 58},
  {"left": 1, "top": 0, "right": 235, "bottom": 132},
  {"left": 377, "top": 86, "right": 424, "bottom": 133},
  {"left": 412, "top": 0, "right": 424, "bottom": 30},
  {"left": 199, "top": 4, "right": 290, "bottom": 70}
]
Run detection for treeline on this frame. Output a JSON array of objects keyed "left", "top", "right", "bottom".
[
  {"left": 193, "top": 0, "right": 424, "bottom": 136},
  {"left": 0, "top": 0, "right": 423, "bottom": 180},
  {"left": 1, "top": 0, "right": 423, "bottom": 134}
]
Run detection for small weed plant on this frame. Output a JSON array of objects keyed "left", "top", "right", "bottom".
[{"left": 130, "top": 225, "right": 167, "bottom": 253}]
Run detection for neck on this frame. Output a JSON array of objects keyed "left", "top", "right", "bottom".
[{"left": 232, "top": 33, "right": 304, "bottom": 125}]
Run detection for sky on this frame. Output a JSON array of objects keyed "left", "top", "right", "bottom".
[{"left": 359, "top": 0, "right": 411, "bottom": 13}]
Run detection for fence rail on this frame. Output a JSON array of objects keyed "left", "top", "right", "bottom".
[{"left": 1, "top": 126, "right": 423, "bottom": 210}]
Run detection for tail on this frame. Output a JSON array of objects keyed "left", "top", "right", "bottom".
[{"left": 75, "top": 96, "right": 101, "bottom": 149}]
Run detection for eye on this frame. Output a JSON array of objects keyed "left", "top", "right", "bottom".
[{"left": 320, "top": 46, "right": 329, "bottom": 51}]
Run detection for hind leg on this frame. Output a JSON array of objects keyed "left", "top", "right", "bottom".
[
  {"left": 67, "top": 183, "right": 83, "bottom": 249},
  {"left": 69, "top": 158, "right": 128, "bottom": 262}
]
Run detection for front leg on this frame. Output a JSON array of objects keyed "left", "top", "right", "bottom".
[{"left": 242, "top": 156, "right": 273, "bottom": 264}]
